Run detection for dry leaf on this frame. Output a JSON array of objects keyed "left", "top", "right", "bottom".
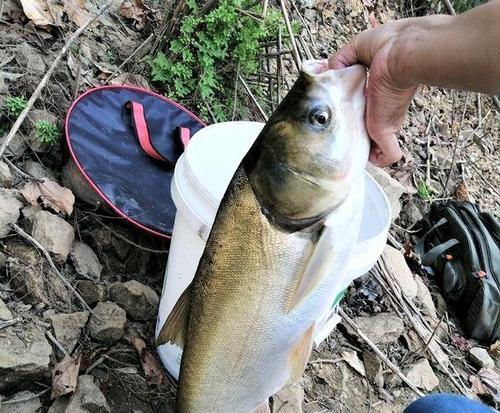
[
  {"left": 455, "top": 182, "right": 470, "bottom": 202},
  {"left": 119, "top": 0, "right": 146, "bottom": 29},
  {"left": 342, "top": 350, "right": 366, "bottom": 377},
  {"left": 130, "top": 336, "right": 165, "bottom": 385},
  {"left": 51, "top": 355, "right": 81, "bottom": 399},
  {"left": 20, "top": 178, "right": 75, "bottom": 216},
  {"left": 490, "top": 341, "right": 500, "bottom": 357},
  {"left": 19, "top": 0, "right": 54, "bottom": 26},
  {"left": 64, "top": 0, "right": 90, "bottom": 27},
  {"left": 470, "top": 374, "right": 487, "bottom": 396}
]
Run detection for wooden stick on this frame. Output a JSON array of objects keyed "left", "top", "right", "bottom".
[
  {"left": 46, "top": 330, "right": 70, "bottom": 357},
  {"left": 338, "top": 308, "right": 425, "bottom": 397},
  {"left": 0, "top": 318, "right": 20, "bottom": 330},
  {"left": 278, "top": 0, "right": 301, "bottom": 70},
  {"left": 262, "top": 0, "right": 269, "bottom": 17},
  {"left": 238, "top": 74, "right": 268, "bottom": 121},
  {"left": 441, "top": 0, "right": 456, "bottom": 15},
  {"left": 0, "top": 0, "right": 115, "bottom": 159},
  {"left": 11, "top": 224, "right": 95, "bottom": 316}
]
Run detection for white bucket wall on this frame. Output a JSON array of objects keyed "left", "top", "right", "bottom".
[{"left": 156, "top": 121, "right": 391, "bottom": 379}]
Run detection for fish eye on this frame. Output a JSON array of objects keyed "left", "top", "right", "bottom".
[{"left": 308, "top": 107, "right": 331, "bottom": 129}]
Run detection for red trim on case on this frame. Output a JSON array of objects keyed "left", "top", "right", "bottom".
[
  {"left": 128, "top": 101, "right": 166, "bottom": 162},
  {"left": 65, "top": 85, "right": 207, "bottom": 239}
]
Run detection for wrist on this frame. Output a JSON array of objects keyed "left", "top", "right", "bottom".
[{"left": 387, "top": 15, "right": 454, "bottom": 89}]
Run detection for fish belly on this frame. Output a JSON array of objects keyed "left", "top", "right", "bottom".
[{"left": 177, "top": 167, "right": 327, "bottom": 413}]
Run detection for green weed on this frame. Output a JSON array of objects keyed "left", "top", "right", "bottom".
[
  {"left": 150, "top": 0, "right": 283, "bottom": 121},
  {"left": 35, "top": 120, "right": 59, "bottom": 145},
  {"left": 452, "top": 0, "right": 483, "bottom": 13},
  {"left": 417, "top": 181, "right": 432, "bottom": 200},
  {"left": 5, "top": 96, "right": 27, "bottom": 117}
]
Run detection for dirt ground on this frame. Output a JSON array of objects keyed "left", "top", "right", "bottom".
[{"left": 0, "top": 0, "right": 498, "bottom": 412}]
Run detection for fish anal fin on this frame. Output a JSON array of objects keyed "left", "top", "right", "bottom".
[
  {"left": 288, "top": 323, "right": 315, "bottom": 381},
  {"left": 248, "top": 401, "right": 271, "bottom": 413},
  {"left": 287, "top": 225, "right": 336, "bottom": 311},
  {"left": 156, "top": 287, "right": 190, "bottom": 348}
]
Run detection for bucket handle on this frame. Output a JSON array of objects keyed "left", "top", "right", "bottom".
[{"left": 125, "top": 100, "right": 190, "bottom": 164}]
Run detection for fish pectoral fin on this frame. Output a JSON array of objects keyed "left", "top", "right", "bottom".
[
  {"left": 288, "top": 323, "right": 315, "bottom": 382},
  {"left": 248, "top": 401, "right": 271, "bottom": 413},
  {"left": 156, "top": 286, "right": 191, "bottom": 348},
  {"left": 288, "top": 224, "right": 336, "bottom": 311}
]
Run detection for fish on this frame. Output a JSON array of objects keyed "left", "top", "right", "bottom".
[{"left": 157, "top": 60, "right": 371, "bottom": 413}]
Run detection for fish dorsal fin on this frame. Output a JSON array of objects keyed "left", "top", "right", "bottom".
[
  {"left": 287, "top": 224, "right": 336, "bottom": 311},
  {"left": 288, "top": 323, "right": 315, "bottom": 381},
  {"left": 249, "top": 401, "right": 271, "bottom": 413},
  {"left": 156, "top": 286, "right": 191, "bottom": 348}
]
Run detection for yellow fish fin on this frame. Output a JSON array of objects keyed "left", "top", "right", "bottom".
[
  {"left": 156, "top": 287, "right": 190, "bottom": 348},
  {"left": 288, "top": 323, "right": 316, "bottom": 381},
  {"left": 287, "top": 224, "right": 336, "bottom": 311},
  {"left": 248, "top": 401, "right": 271, "bottom": 413}
]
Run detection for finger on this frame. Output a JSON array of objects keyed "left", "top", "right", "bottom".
[
  {"left": 327, "top": 42, "right": 359, "bottom": 70},
  {"left": 368, "top": 135, "right": 402, "bottom": 166}
]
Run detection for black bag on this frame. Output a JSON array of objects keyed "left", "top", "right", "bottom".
[{"left": 416, "top": 201, "right": 500, "bottom": 343}]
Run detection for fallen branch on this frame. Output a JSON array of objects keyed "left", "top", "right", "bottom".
[
  {"left": 338, "top": 307, "right": 424, "bottom": 398},
  {"left": 238, "top": 74, "right": 269, "bottom": 121},
  {"left": 0, "top": 0, "right": 115, "bottom": 159},
  {"left": 0, "top": 318, "right": 20, "bottom": 330},
  {"left": 278, "top": 0, "right": 301, "bottom": 70},
  {"left": 11, "top": 224, "right": 95, "bottom": 316},
  {"left": 0, "top": 389, "right": 50, "bottom": 405},
  {"left": 441, "top": 0, "right": 456, "bottom": 15},
  {"left": 46, "top": 330, "right": 70, "bottom": 357}
]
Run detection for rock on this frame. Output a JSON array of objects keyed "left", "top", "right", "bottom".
[
  {"left": 70, "top": 242, "right": 102, "bottom": 280},
  {"left": 366, "top": 163, "right": 408, "bottom": 220},
  {"left": 407, "top": 321, "right": 450, "bottom": 369},
  {"left": 404, "top": 202, "right": 423, "bottom": 226},
  {"left": 342, "top": 350, "right": 366, "bottom": 377},
  {"left": 89, "top": 302, "right": 126, "bottom": 344},
  {"left": 28, "top": 210, "right": 75, "bottom": 262},
  {"left": 350, "top": 313, "right": 405, "bottom": 345},
  {"left": 406, "top": 359, "right": 439, "bottom": 391},
  {"left": 47, "top": 397, "right": 70, "bottom": 413},
  {"left": 0, "top": 188, "right": 23, "bottom": 237},
  {"left": 15, "top": 43, "right": 46, "bottom": 76},
  {"left": 0, "top": 133, "right": 27, "bottom": 157},
  {"left": 49, "top": 311, "right": 90, "bottom": 354},
  {"left": 0, "top": 297, "right": 13, "bottom": 320},
  {"left": 27, "top": 110, "right": 59, "bottom": 152},
  {"left": 272, "top": 381, "right": 304, "bottom": 413},
  {"left": 77, "top": 280, "right": 107, "bottom": 306},
  {"left": 363, "top": 351, "right": 384, "bottom": 387},
  {"left": 0, "top": 161, "right": 13, "bottom": 187},
  {"left": 469, "top": 347, "right": 494, "bottom": 369},
  {"left": 3, "top": 390, "right": 42, "bottom": 412},
  {"left": 414, "top": 275, "right": 438, "bottom": 319},
  {"left": 62, "top": 161, "right": 103, "bottom": 207},
  {"left": 66, "top": 375, "right": 111, "bottom": 413},
  {"left": 110, "top": 280, "right": 159, "bottom": 321},
  {"left": 435, "top": 293, "right": 447, "bottom": 315},
  {"left": 5, "top": 240, "right": 71, "bottom": 309},
  {"left": 383, "top": 245, "right": 418, "bottom": 299},
  {"left": 0, "top": 323, "right": 53, "bottom": 391},
  {"left": 22, "top": 160, "right": 56, "bottom": 181},
  {"left": 21, "top": 205, "right": 41, "bottom": 219}
]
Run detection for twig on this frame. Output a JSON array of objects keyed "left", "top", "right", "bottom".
[
  {"left": 106, "top": 35, "right": 153, "bottom": 83},
  {"left": 421, "top": 317, "right": 443, "bottom": 355},
  {"left": 0, "top": 389, "right": 50, "bottom": 405},
  {"left": 3, "top": 157, "right": 35, "bottom": 180},
  {"left": 338, "top": 308, "right": 424, "bottom": 398},
  {"left": 441, "top": 0, "right": 456, "bottom": 15},
  {"left": 46, "top": 330, "right": 70, "bottom": 357},
  {"left": 0, "top": 0, "right": 115, "bottom": 160},
  {"left": 309, "top": 358, "right": 343, "bottom": 365},
  {"left": 291, "top": 1, "right": 315, "bottom": 46},
  {"left": 203, "top": 99, "right": 217, "bottom": 124},
  {"left": 279, "top": 0, "right": 301, "bottom": 70},
  {"left": 238, "top": 74, "right": 269, "bottom": 121},
  {"left": 11, "top": 224, "right": 95, "bottom": 316},
  {"left": 262, "top": 0, "right": 269, "bottom": 17},
  {"left": 277, "top": 28, "right": 283, "bottom": 101},
  {"left": 232, "top": 63, "right": 240, "bottom": 121},
  {"left": 0, "top": 318, "right": 20, "bottom": 330},
  {"left": 443, "top": 92, "right": 469, "bottom": 195}
]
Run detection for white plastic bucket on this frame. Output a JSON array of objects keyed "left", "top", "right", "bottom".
[{"left": 156, "top": 121, "right": 391, "bottom": 379}]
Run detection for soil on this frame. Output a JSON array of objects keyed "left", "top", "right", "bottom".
[{"left": 0, "top": 0, "right": 498, "bottom": 412}]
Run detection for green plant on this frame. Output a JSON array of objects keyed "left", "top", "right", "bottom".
[
  {"left": 417, "top": 181, "right": 432, "bottom": 200},
  {"left": 150, "top": 0, "right": 283, "bottom": 121},
  {"left": 452, "top": 0, "right": 483, "bottom": 13},
  {"left": 5, "top": 96, "right": 27, "bottom": 117},
  {"left": 35, "top": 120, "right": 59, "bottom": 145}
]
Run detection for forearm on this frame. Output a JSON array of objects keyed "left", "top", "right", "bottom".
[{"left": 391, "top": 2, "right": 500, "bottom": 94}]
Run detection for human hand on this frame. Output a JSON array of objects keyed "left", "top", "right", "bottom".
[{"left": 325, "top": 20, "right": 420, "bottom": 166}]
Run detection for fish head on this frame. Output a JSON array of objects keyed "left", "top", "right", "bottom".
[{"left": 246, "top": 61, "right": 370, "bottom": 229}]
